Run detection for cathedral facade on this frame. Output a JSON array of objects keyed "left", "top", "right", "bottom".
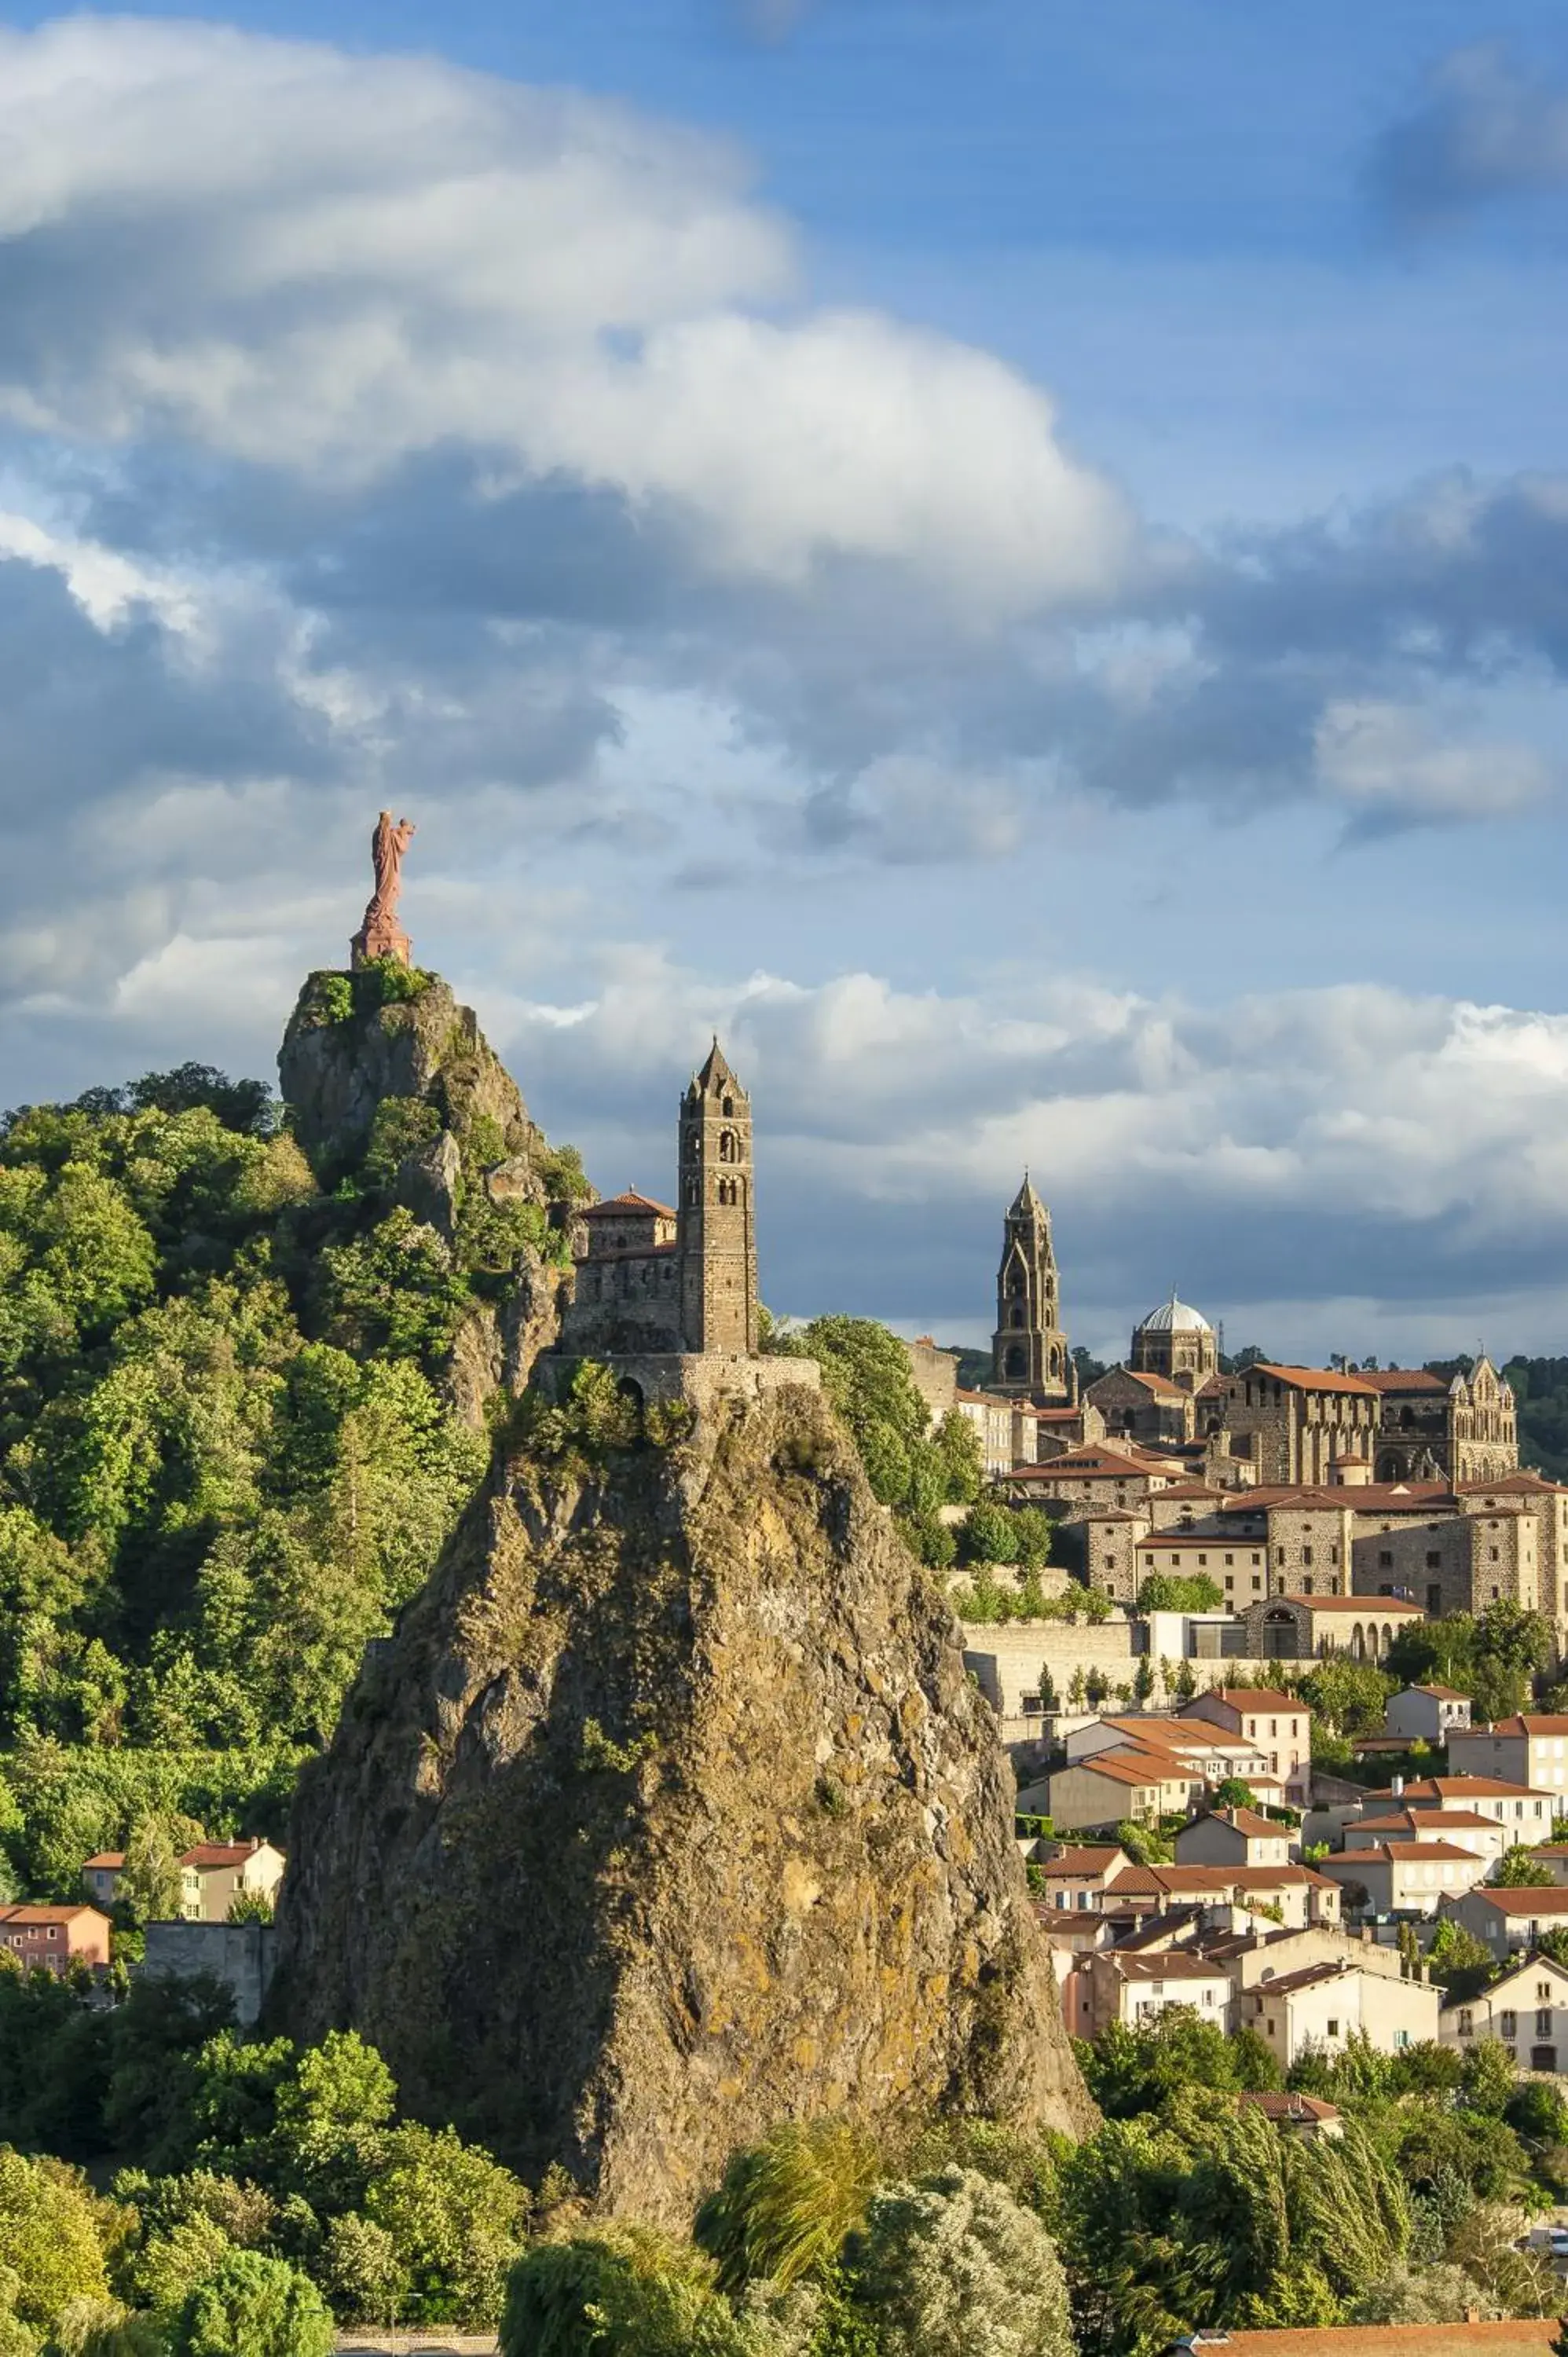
[{"left": 990, "top": 1176, "right": 1074, "bottom": 1406}]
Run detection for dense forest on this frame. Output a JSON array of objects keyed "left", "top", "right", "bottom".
[{"left": 0, "top": 1036, "right": 584, "bottom": 1898}]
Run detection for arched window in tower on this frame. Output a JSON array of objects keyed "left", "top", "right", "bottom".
[
  {"left": 717, "top": 1177, "right": 740, "bottom": 1206},
  {"left": 719, "top": 1129, "right": 739, "bottom": 1164},
  {"left": 1006, "top": 1345, "right": 1027, "bottom": 1380},
  {"left": 1009, "top": 1306, "right": 1024, "bottom": 1329},
  {"left": 722, "top": 1097, "right": 735, "bottom": 1116},
  {"left": 685, "top": 1178, "right": 699, "bottom": 1207},
  {"left": 1008, "top": 1268, "right": 1026, "bottom": 1296}
]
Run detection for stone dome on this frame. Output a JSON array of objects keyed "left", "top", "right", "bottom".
[{"left": 1137, "top": 1293, "right": 1214, "bottom": 1337}]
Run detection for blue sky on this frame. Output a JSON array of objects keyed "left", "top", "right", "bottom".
[{"left": 2, "top": 4, "right": 1568, "bottom": 1365}]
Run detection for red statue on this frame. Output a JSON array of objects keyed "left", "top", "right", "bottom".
[{"left": 351, "top": 810, "right": 416, "bottom": 968}]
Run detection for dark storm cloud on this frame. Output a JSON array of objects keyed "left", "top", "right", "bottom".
[{"left": 1368, "top": 46, "right": 1568, "bottom": 225}]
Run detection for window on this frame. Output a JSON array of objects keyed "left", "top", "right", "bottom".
[
  {"left": 1458, "top": 2008, "right": 1474, "bottom": 2036},
  {"left": 1539, "top": 2009, "right": 1554, "bottom": 2037},
  {"left": 1489, "top": 1548, "right": 1500, "bottom": 1563},
  {"left": 1501, "top": 2010, "right": 1518, "bottom": 2036},
  {"left": 1379, "top": 1549, "right": 1394, "bottom": 1568},
  {"left": 1302, "top": 1579, "right": 1313, "bottom": 1595},
  {"left": 1302, "top": 1546, "right": 1313, "bottom": 1567},
  {"left": 1327, "top": 2018, "right": 1340, "bottom": 2037},
  {"left": 1276, "top": 1546, "right": 1284, "bottom": 1566},
  {"left": 1251, "top": 1576, "right": 1262, "bottom": 1591},
  {"left": 1539, "top": 1982, "right": 1554, "bottom": 2001},
  {"left": 1225, "top": 1552, "right": 1234, "bottom": 1567},
  {"left": 1103, "top": 1555, "right": 1116, "bottom": 1571},
  {"left": 1426, "top": 1549, "right": 1441, "bottom": 1569}
]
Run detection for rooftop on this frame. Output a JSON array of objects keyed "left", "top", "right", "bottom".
[
  {"left": 1245, "top": 1363, "right": 1379, "bottom": 1397},
  {"left": 1467, "top": 1886, "right": 1568, "bottom": 1916},
  {"left": 578, "top": 1189, "right": 677, "bottom": 1219},
  {"left": 1181, "top": 1688, "right": 1303, "bottom": 1714},
  {"left": 1111, "top": 1952, "right": 1227, "bottom": 1980},
  {"left": 1041, "top": 1846, "right": 1125, "bottom": 1874},
  {"left": 1237, "top": 2091, "right": 1341, "bottom": 2123},
  {"left": 1136, "top": 1294, "right": 1214, "bottom": 1336},
  {"left": 1369, "top": 1776, "right": 1553, "bottom": 1802},
  {"left": 1274, "top": 1593, "right": 1424, "bottom": 1615}
]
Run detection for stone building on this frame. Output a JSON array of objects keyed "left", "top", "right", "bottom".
[
  {"left": 554, "top": 1041, "right": 814, "bottom": 1410},
  {"left": 1085, "top": 1365, "right": 1196, "bottom": 1447},
  {"left": 903, "top": 1336, "right": 959, "bottom": 1425},
  {"left": 990, "top": 1175, "right": 1072, "bottom": 1406},
  {"left": 1354, "top": 1501, "right": 1539, "bottom": 1620},
  {"left": 1130, "top": 1293, "right": 1219, "bottom": 1391},
  {"left": 1359, "top": 1358, "right": 1519, "bottom": 1484},
  {"left": 1218, "top": 1363, "right": 1381, "bottom": 1486},
  {"left": 1448, "top": 1355, "right": 1519, "bottom": 1483}
]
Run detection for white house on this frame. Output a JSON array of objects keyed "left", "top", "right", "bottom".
[
  {"left": 1242, "top": 1958, "right": 1440, "bottom": 2068},
  {"left": 1447, "top": 1715, "right": 1568, "bottom": 1800},
  {"left": 1073, "top": 1948, "right": 1233, "bottom": 2040},
  {"left": 1180, "top": 1688, "right": 1312, "bottom": 1806},
  {"left": 1440, "top": 1952, "right": 1568, "bottom": 2073},
  {"left": 1315, "top": 1839, "right": 1488, "bottom": 1918},
  {"left": 1383, "top": 1685, "right": 1472, "bottom": 1744},
  {"left": 1341, "top": 1807, "right": 1507, "bottom": 1868},
  {"left": 1363, "top": 1776, "right": 1555, "bottom": 1835},
  {"left": 1443, "top": 1883, "right": 1568, "bottom": 1959},
  {"left": 1174, "top": 1808, "right": 1294, "bottom": 1868}
]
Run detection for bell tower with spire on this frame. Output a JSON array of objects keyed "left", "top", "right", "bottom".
[
  {"left": 991, "top": 1173, "right": 1072, "bottom": 1405},
  {"left": 678, "top": 1039, "right": 759, "bottom": 1354}
]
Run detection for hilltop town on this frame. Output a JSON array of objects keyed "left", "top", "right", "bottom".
[{"left": 0, "top": 929, "right": 1566, "bottom": 2355}]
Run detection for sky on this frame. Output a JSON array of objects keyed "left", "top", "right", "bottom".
[{"left": 2, "top": 6, "right": 1568, "bottom": 1364}]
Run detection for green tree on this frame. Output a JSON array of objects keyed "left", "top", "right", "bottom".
[
  {"left": 1079, "top": 2008, "right": 1280, "bottom": 2118},
  {"left": 1136, "top": 1574, "right": 1224, "bottom": 1613},
  {"left": 959, "top": 1504, "right": 1021, "bottom": 1567},
  {"left": 1425, "top": 1915, "right": 1496, "bottom": 2000},
  {"left": 500, "top": 2229, "right": 763, "bottom": 2357},
  {"left": 1494, "top": 1846, "right": 1554, "bottom": 1889},
  {"left": 697, "top": 2119, "right": 880, "bottom": 2296},
  {"left": 1212, "top": 1777, "right": 1256, "bottom": 1811},
  {"left": 117, "top": 1813, "right": 203, "bottom": 1926},
  {"left": 168, "top": 2249, "right": 332, "bottom": 2357},
  {"left": 849, "top": 2166, "right": 1074, "bottom": 2357},
  {"left": 0, "top": 2146, "right": 111, "bottom": 2331},
  {"left": 361, "top": 2122, "right": 529, "bottom": 2322},
  {"left": 1298, "top": 1657, "right": 1394, "bottom": 1738},
  {"left": 799, "top": 1319, "right": 931, "bottom": 1511},
  {"left": 1460, "top": 2037, "right": 1519, "bottom": 2118}
]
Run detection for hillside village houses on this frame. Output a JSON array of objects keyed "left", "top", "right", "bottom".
[{"left": 900, "top": 1175, "right": 1568, "bottom": 2082}]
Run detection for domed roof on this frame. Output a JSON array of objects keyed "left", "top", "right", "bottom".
[{"left": 1137, "top": 1292, "right": 1214, "bottom": 1336}]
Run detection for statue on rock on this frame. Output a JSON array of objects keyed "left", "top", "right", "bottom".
[{"left": 352, "top": 810, "right": 416, "bottom": 968}]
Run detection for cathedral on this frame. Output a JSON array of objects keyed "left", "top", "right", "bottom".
[{"left": 989, "top": 1175, "right": 1074, "bottom": 1406}]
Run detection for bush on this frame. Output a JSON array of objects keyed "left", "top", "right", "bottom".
[
  {"left": 167, "top": 2250, "right": 332, "bottom": 2357},
  {"left": 958, "top": 1503, "right": 1020, "bottom": 1567},
  {"left": 848, "top": 2165, "right": 1074, "bottom": 2357},
  {"left": 696, "top": 2119, "right": 881, "bottom": 2294},
  {"left": 500, "top": 2228, "right": 758, "bottom": 2357}
]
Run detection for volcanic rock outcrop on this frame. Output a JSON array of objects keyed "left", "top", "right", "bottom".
[
  {"left": 278, "top": 970, "right": 577, "bottom": 1417},
  {"left": 270, "top": 1384, "right": 1095, "bottom": 2221}
]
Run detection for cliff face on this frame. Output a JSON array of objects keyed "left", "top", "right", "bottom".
[
  {"left": 270, "top": 1386, "right": 1094, "bottom": 2221},
  {"left": 279, "top": 970, "right": 542, "bottom": 1188},
  {"left": 278, "top": 971, "right": 576, "bottom": 1417}
]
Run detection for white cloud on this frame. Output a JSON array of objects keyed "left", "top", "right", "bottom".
[
  {"left": 1314, "top": 698, "right": 1553, "bottom": 819},
  {"left": 0, "top": 16, "right": 1131, "bottom": 614}
]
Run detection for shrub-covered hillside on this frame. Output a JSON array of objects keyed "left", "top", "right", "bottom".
[{"left": 0, "top": 1047, "right": 573, "bottom": 1893}]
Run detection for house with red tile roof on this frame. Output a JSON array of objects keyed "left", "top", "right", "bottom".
[
  {"left": 178, "top": 1838, "right": 285, "bottom": 1923},
  {"left": 0, "top": 1904, "right": 111, "bottom": 1976}
]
